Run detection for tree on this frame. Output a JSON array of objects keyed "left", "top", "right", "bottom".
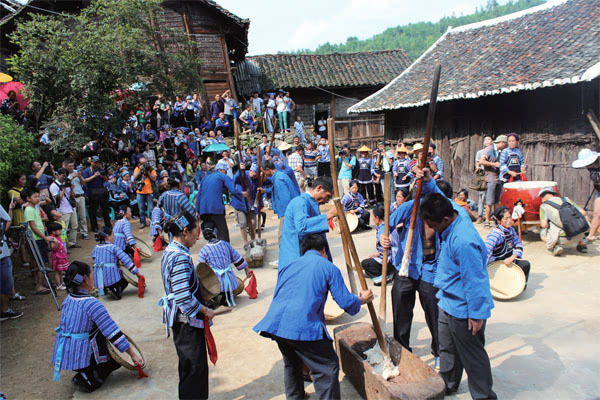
[
  {"left": 0, "top": 115, "right": 39, "bottom": 202},
  {"left": 7, "top": 0, "right": 204, "bottom": 154}
]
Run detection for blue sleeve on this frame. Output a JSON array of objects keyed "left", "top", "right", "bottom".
[
  {"left": 116, "top": 246, "right": 138, "bottom": 274},
  {"left": 341, "top": 194, "right": 352, "bottom": 211},
  {"left": 436, "top": 157, "right": 444, "bottom": 178},
  {"left": 499, "top": 150, "right": 509, "bottom": 176},
  {"left": 124, "top": 222, "right": 136, "bottom": 246},
  {"left": 224, "top": 175, "right": 241, "bottom": 195},
  {"left": 453, "top": 237, "right": 492, "bottom": 319},
  {"left": 228, "top": 243, "right": 248, "bottom": 270},
  {"left": 171, "top": 258, "right": 203, "bottom": 318},
  {"left": 88, "top": 300, "right": 130, "bottom": 353},
  {"left": 512, "top": 228, "right": 523, "bottom": 258},
  {"left": 389, "top": 200, "right": 412, "bottom": 229},
  {"left": 484, "top": 230, "right": 502, "bottom": 263},
  {"left": 293, "top": 200, "right": 329, "bottom": 236},
  {"left": 328, "top": 263, "right": 361, "bottom": 315},
  {"left": 180, "top": 194, "right": 195, "bottom": 215}
]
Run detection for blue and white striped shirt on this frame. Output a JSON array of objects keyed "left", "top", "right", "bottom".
[
  {"left": 160, "top": 241, "right": 207, "bottom": 335},
  {"left": 91, "top": 243, "right": 138, "bottom": 288},
  {"left": 197, "top": 239, "right": 247, "bottom": 293},
  {"left": 150, "top": 207, "right": 163, "bottom": 237},
  {"left": 158, "top": 189, "right": 194, "bottom": 219},
  {"left": 485, "top": 225, "right": 523, "bottom": 263},
  {"left": 112, "top": 219, "right": 135, "bottom": 251},
  {"left": 52, "top": 291, "right": 129, "bottom": 372}
]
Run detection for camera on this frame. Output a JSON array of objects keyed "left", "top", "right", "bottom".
[
  {"left": 63, "top": 178, "right": 71, "bottom": 187},
  {"left": 99, "top": 170, "right": 108, "bottom": 177},
  {"left": 377, "top": 149, "right": 383, "bottom": 153}
]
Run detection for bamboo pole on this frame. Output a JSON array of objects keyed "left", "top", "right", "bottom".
[
  {"left": 378, "top": 172, "right": 392, "bottom": 327},
  {"left": 334, "top": 198, "right": 387, "bottom": 354},
  {"left": 399, "top": 64, "right": 442, "bottom": 277},
  {"left": 328, "top": 117, "right": 358, "bottom": 295}
]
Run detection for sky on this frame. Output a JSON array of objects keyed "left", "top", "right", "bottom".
[{"left": 217, "top": 0, "right": 512, "bottom": 55}]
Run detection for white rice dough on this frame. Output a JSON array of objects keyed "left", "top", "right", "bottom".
[{"left": 364, "top": 345, "right": 400, "bottom": 380}]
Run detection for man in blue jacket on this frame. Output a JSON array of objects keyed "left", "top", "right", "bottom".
[
  {"left": 196, "top": 159, "right": 241, "bottom": 242},
  {"left": 254, "top": 234, "right": 372, "bottom": 400},
  {"left": 277, "top": 176, "right": 337, "bottom": 269},
  {"left": 420, "top": 193, "right": 496, "bottom": 399}
]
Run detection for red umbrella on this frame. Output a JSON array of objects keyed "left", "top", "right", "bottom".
[{"left": 0, "top": 81, "right": 29, "bottom": 110}]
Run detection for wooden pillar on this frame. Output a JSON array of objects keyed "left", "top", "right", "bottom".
[{"left": 220, "top": 27, "right": 239, "bottom": 103}]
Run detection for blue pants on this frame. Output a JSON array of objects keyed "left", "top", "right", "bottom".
[
  {"left": 0, "top": 256, "right": 14, "bottom": 295},
  {"left": 136, "top": 193, "right": 154, "bottom": 225}
]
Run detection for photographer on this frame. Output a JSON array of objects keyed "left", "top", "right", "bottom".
[
  {"left": 50, "top": 168, "right": 79, "bottom": 248},
  {"left": 82, "top": 156, "right": 112, "bottom": 233},
  {"left": 133, "top": 156, "right": 157, "bottom": 229},
  {"left": 64, "top": 159, "right": 89, "bottom": 240},
  {"left": 337, "top": 145, "right": 356, "bottom": 197}
]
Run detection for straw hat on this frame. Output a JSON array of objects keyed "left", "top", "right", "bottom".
[
  {"left": 487, "top": 261, "right": 526, "bottom": 301},
  {"left": 277, "top": 142, "right": 293, "bottom": 151},
  {"left": 196, "top": 262, "right": 221, "bottom": 301},
  {"left": 357, "top": 145, "right": 371, "bottom": 152},
  {"left": 396, "top": 145, "right": 409, "bottom": 153},
  {"left": 412, "top": 143, "right": 424, "bottom": 153},
  {"left": 571, "top": 148, "right": 599, "bottom": 169}
]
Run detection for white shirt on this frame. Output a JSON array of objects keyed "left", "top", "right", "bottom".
[
  {"left": 276, "top": 97, "right": 287, "bottom": 113},
  {"left": 318, "top": 119, "right": 326, "bottom": 132}
]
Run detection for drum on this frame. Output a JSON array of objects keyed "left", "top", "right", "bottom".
[
  {"left": 121, "top": 266, "right": 139, "bottom": 287},
  {"left": 500, "top": 181, "right": 560, "bottom": 224},
  {"left": 196, "top": 262, "right": 221, "bottom": 302},
  {"left": 337, "top": 212, "right": 359, "bottom": 233},
  {"left": 133, "top": 236, "right": 153, "bottom": 259},
  {"left": 107, "top": 332, "right": 147, "bottom": 370},
  {"left": 487, "top": 260, "right": 526, "bottom": 300},
  {"left": 233, "top": 276, "right": 245, "bottom": 296}
]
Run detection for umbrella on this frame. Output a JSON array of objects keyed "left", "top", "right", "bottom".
[
  {"left": 0, "top": 73, "right": 13, "bottom": 83},
  {"left": 0, "top": 81, "right": 28, "bottom": 110},
  {"left": 203, "top": 143, "right": 230, "bottom": 153}
]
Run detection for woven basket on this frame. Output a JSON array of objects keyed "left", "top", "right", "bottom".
[
  {"left": 133, "top": 236, "right": 152, "bottom": 258},
  {"left": 120, "top": 266, "right": 138, "bottom": 288}
]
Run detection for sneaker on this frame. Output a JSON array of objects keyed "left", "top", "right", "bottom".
[
  {"left": 552, "top": 246, "right": 564, "bottom": 257},
  {"left": 435, "top": 356, "right": 440, "bottom": 370},
  {"left": 372, "top": 275, "right": 382, "bottom": 286},
  {"left": 139, "top": 223, "right": 147, "bottom": 229},
  {"left": 483, "top": 221, "right": 491, "bottom": 229},
  {"left": 56, "top": 284, "right": 67, "bottom": 291},
  {"left": 1, "top": 308, "right": 24, "bottom": 321},
  {"left": 576, "top": 244, "right": 588, "bottom": 253},
  {"left": 82, "top": 234, "right": 89, "bottom": 240},
  {"left": 10, "top": 293, "right": 25, "bottom": 301}
]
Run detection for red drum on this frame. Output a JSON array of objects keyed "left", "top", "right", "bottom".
[{"left": 500, "top": 181, "right": 560, "bottom": 224}]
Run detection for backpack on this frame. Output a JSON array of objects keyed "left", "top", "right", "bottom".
[
  {"left": 470, "top": 168, "right": 487, "bottom": 192},
  {"left": 543, "top": 198, "right": 589, "bottom": 239}
]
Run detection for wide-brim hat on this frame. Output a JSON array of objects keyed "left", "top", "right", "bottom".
[
  {"left": 572, "top": 148, "right": 599, "bottom": 168},
  {"left": 196, "top": 262, "right": 221, "bottom": 302},
  {"left": 278, "top": 142, "right": 293, "bottom": 151},
  {"left": 487, "top": 261, "right": 526, "bottom": 300},
  {"left": 396, "top": 145, "right": 409, "bottom": 153},
  {"left": 412, "top": 143, "right": 424, "bottom": 153},
  {"left": 357, "top": 145, "right": 371, "bottom": 152}
]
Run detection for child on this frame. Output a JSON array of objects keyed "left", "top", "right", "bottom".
[
  {"left": 197, "top": 220, "right": 250, "bottom": 307},
  {"left": 360, "top": 206, "right": 395, "bottom": 286},
  {"left": 112, "top": 206, "right": 136, "bottom": 257},
  {"left": 341, "top": 180, "right": 371, "bottom": 231},
  {"left": 52, "top": 261, "right": 142, "bottom": 391},
  {"left": 485, "top": 206, "right": 531, "bottom": 284},
  {"left": 21, "top": 187, "right": 52, "bottom": 294},
  {"left": 47, "top": 222, "right": 68, "bottom": 291},
  {"left": 49, "top": 209, "right": 68, "bottom": 250},
  {"left": 92, "top": 227, "right": 139, "bottom": 299}
]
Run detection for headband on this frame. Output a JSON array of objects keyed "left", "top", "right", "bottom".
[
  {"left": 73, "top": 273, "right": 85, "bottom": 285},
  {"left": 174, "top": 215, "right": 189, "bottom": 230}
]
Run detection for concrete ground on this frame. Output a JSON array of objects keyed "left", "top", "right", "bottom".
[{"left": 1, "top": 208, "right": 599, "bottom": 399}]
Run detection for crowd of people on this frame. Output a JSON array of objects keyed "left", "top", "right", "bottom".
[{"left": 2, "top": 86, "right": 599, "bottom": 400}]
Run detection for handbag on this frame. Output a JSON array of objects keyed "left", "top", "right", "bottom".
[{"left": 470, "top": 168, "right": 487, "bottom": 192}]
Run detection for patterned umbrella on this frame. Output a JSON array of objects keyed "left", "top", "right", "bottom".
[{"left": 0, "top": 81, "right": 29, "bottom": 110}]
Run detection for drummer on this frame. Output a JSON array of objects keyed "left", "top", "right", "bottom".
[
  {"left": 158, "top": 172, "right": 195, "bottom": 220},
  {"left": 112, "top": 206, "right": 136, "bottom": 258},
  {"left": 160, "top": 211, "right": 215, "bottom": 399},
  {"left": 52, "top": 261, "right": 142, "bottom": 392},
  {"left": 485, "top": 206, "right": 531, "bottom": 284},
  {"left": 341, "top": 180, "right": 371, "bottom": 231},
  {"left": 498, "top": 133, "right": 526, "bottom": 182},
  {"left": 197, "top": 220, "right": 251, "bottom": 307},
  {"left": 92, "top": 227, "right": 140, "bottom": 299}
]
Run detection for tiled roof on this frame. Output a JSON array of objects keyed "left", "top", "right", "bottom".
[
  {"left": 201, "top": 0, "right": 249, "bottom": 27},
  {"left": 349, "top": 0, "right": 600, "bottom": 113},
  {"left": 233, "top": 50, "right": 411, "bottom": 96}
]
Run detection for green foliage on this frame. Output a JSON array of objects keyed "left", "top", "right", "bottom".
[
  {"left": 7, "top": 0, "right": 204, "bottom": 154},
  {"left": 0, "top": 115, "right": 39, "bottom": 203},
  {"left": 287, "top": 0, "right": 545, "bottom": 60}
]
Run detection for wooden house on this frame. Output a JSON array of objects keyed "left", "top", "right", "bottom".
[
  {"left": 233, "top": 50, "right": 411, "bottom": 148},
  {"left": 348, "top": 0, "right": 600, "bottom": 205}
]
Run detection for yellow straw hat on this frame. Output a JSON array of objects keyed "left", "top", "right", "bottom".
[
  {"left": 357, "top": 145, "right": 371, "bottom": 152},
  {"left": 412, "top": 143, "right": 424, "bottom": 153},
  {"left": 397, "top": 145, "right": 409, "bottom": 153}
]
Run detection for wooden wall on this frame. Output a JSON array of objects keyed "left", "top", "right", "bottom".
[{"left": 384, "top": 79, "right": 600, "bottom": 207}]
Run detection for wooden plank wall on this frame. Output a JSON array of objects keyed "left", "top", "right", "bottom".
[{"left": 385, "top": 80, "right": 600, "bottom": 207}]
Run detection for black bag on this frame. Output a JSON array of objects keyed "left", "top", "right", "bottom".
[
  {"left": 544, "top": 198, "right": 589, "bottom": 239},
  {"left": 470, "top": 168, "right": 487, "bottom": 192}
]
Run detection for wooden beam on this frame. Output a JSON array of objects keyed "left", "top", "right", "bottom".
[
  {"left": 220, "top": 27, "right": 239, "bottom": 102},
  {"left": 586, "top": 109, "right": 600, "bottom": 142}
]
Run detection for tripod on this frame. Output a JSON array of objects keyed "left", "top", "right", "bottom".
[{"left": 20, "top": 224, "right": 61, "bottom": 310}]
